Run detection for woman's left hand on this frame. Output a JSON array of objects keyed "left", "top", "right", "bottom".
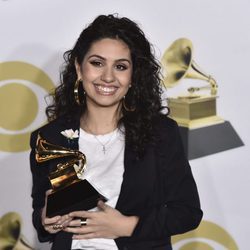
[{"left": 63, "top": 200, "right": 139, "bottom": 239}]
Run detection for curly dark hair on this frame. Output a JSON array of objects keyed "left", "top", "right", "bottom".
[{"left": 46, "top": 14, "right": 165, "bottom": 157}]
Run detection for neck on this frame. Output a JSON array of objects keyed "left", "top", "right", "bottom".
[{"left": 80, "top": 105, "right": 121, "bottom": 135}]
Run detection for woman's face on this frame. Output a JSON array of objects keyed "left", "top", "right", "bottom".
[{"left": 75, "top": 38, "right": 133, "bottom": 110}]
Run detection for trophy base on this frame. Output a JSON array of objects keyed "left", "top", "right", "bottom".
[
  {"left": 46, "top": 179, "right": 106, "bottom": 217},
  {"left": 179, "top": 120, "right": 244, "bottom": 160}
]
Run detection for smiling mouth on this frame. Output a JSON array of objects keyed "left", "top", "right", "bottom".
[{"left": 94, "top": 84, "right": 118, "bottom": 95}]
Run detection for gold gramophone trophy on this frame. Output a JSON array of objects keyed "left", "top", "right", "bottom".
[
  {"left": 161, "top": 38, "right": 243, "bottom": 159},
  {"left": 36, "top": 135, "right": 106, "bottom": 217}
]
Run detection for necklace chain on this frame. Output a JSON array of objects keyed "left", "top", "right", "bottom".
[
  {"left": 84, "top": 122, "right": 116, "bottom": 154},
  {"left": 93, "top": 133, "right": 115, "bottom": 154}
]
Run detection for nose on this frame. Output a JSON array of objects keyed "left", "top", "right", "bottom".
[{"left": 100, "top": 66, "right": 115, "bottom": 83}]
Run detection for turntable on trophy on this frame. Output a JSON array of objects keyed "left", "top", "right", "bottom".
[
  {"left": 35, "top": 134, "right": 106, "bottom": 217},
  {"left": 161, "top": 38, "right": 244, "bottom": 159}
]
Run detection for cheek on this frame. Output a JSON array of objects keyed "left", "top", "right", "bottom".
[
  {"left": 81, "top": 65, "right": 98, "bottom": 80},
  {"left": 120, "top": 72, "right": 132, "bottom": 86}
]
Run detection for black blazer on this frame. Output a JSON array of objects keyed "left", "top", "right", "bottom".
[{"left": 30, "top": 114, "right": 203, "bottom": 250}]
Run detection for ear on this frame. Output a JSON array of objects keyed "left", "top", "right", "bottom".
[{"left": 75, "top": 59, "right": 82, "bottom": 80}]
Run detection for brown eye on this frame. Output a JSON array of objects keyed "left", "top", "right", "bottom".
[
  {"left": 116, "top": 64, "right": 127, "bottom": 71},
  {"left": 90, "top": 61, "right": 102, "bottom": 67}
]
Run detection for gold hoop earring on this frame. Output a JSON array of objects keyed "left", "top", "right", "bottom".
[
  {"left": 122, "top": 96, "right": 136, "bottom": 112},
  {"left": 74, "top": 79, "right": 84, "bottom": 105}
]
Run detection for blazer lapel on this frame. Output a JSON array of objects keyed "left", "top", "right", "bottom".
[{"left": 115, "top": 142, "right": 138, "bottom": 213}]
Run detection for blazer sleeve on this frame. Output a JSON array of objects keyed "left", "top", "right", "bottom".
[
  {"left": 130, "top": 118, "right": 203, "bottom": 240},
  {"left": 30, "top": 130, "right": 55, "bottom": 242}
]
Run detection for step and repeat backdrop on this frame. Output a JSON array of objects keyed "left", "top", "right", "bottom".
[{"left": 0, "top": 0, "right": 249, "bottom": 249}]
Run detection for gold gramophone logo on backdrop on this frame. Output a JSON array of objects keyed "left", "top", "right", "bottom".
[
  {"left": 0, "top": 212, "right": 34, "bottom": 250},
  {"left": 161, "top": 38, "right": 244, "bottom": 159},
  {"left": 0, "top": 61, "right": 55, "bottom": 152},
  {"left": 172, "top": 220, "right": 239, "bottom": 250}
]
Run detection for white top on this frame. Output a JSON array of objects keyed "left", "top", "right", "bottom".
[{"left": 71, "top": 127, "right": 125, "bottom": 250}]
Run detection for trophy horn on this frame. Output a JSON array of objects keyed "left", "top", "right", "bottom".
[
  {"left": 35, "top": 134, "right": 86, "bottom": 177},
  {"left": 161, "top": 38, "right": 217, "bottom": 95},
  {"left": 0, "top": 212, "right": 33, "bottom": 250},
  {"left": 35, "top": 134, "right": 84, "bottom": 162}
]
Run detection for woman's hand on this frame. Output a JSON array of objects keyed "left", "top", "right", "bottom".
[
  {"left": 41, "top": 190, "right": 72, "bottom": 234},
  {"left": 63, "top": 200, "right": 139, "bottom": 239}
]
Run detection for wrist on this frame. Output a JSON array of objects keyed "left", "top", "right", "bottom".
[{"left": 122, "top": 215, "right": 139, "bottom": 237}]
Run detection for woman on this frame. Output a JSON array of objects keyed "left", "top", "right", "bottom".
[{"left": 30, "top": 14, "right": 202, "bottom": 250}]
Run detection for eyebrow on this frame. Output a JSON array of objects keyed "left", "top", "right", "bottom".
[{"left": 87, "top": 55, "right": 132, "bottom": 64}]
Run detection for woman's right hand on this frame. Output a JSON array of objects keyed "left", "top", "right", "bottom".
[{"left": 41, "top": 190, "right": 72, "bottom": 234}]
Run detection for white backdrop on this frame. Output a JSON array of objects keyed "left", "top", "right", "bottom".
[{"left": 0, "top": 0, "right": 249, "bottom": 249}]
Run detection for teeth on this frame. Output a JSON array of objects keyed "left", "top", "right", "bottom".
[{"left": 95, "top": 85, "right": 116, "bottom": 93}]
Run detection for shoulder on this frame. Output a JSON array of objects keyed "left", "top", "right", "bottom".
[
  {"left": 152, "top": 114, "right": 181, "bottom": 148},
  {"left": 31, "top": 117, "right": 63, "bottom": 137},
  {"left": 149, "top": 115, "right": 188, "bottom": 166},
  {"left": 30, "top": 115, "right": 77, "bottom": 147},
  {"left": 29, "top": 118, "right": 60, "bottom": 147},
  {"left": 153, "top": 114, "right": 179, "bottom": 133}
]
